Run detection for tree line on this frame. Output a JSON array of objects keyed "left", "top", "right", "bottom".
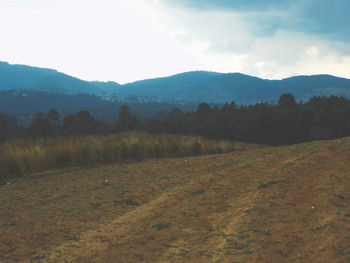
[{"left": 1, "top": 93, "right": 350, "bottom": 146}]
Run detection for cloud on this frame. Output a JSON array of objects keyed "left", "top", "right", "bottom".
[
  {"left": 0, "top": 0, "right": 206, "bottom": 83},
  {"left": 288, "top": 0, "right": 350, "bottom": 41},
  {"left": 162, "top": 0, "right": 350, "bottom": 42},
  {"left": 132, "top": 0, "right": 350, "bottom": 79},
  {"left": 1, "top": 0, "right": 349, "bottom": 82},
  {"left": 162, "top": 0, "right": 289, "bottom": 12}
]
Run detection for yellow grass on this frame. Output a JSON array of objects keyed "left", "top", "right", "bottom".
[{"left": 0, "top": 132, "right": 259, "bottom": 178}]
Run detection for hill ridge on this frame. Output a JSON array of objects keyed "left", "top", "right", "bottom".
[{"left": 1, "top": 60, "right": 350, "bottom": 105}]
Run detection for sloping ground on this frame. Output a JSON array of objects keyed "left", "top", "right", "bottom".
[{"left": 1, "top": 138, "right": 350, "bottom": 262}]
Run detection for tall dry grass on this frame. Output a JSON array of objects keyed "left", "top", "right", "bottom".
[{"left": 0, "top": 132, "right": 256, "bottom": 179}]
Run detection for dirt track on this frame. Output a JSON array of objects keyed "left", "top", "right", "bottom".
[{"left": 1, "top": 138, "right": 350, "bottom": 262}]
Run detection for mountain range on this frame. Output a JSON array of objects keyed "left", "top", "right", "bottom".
[
  {"left": 0, "top": 61, "right": 121, "bottom": 95},
  {"left": 1, "top": 60, "right": 350, "bottom": 106},
  {"left": 119, "top": 72, "right": 350, "bottom": 104}
]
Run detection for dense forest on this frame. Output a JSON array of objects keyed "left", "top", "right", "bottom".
[
  {"left": 0, "top": 90, "right": 199, "bottom": 127},
  {"left": 1, "top": 93, "right": 350, "bottom": 146}
]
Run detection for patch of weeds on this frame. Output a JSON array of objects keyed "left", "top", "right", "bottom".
[
  {"left": 30, "top": 255, "right": 46, "bottom": 262},
  {"left": 67, "top": 244, "right": 80, "bottom": 248},
  {"left": 152, "top": 222, "right": 172, "bottom": 230},
  {"left": 313, "top": 223, "right": 330, "bottom": 231},
  {"left": 285, "top": 161, "right": 295, "bottom": 167},
  {"left": 254, "top": 228, "right": 273, "bottom": 235},
  {"left": 191, "top": 189, "right": 206, "bottom": 196},
  {"left": 291, "top": 254, "right": 301, "bottom": 261},
  {"left": 243, "top": 248, "right": 253, "bottom": 254},
  {"left": 65, "top": 234, "right": 80, "bottom": 241},
  {"left": 159, "top": 175, "right": 172, "bottom": 180},
  {"left": 246, "top": 205, "right": 260, "bottom": 214},
  {"left": 332, "top": 163, "right": 340, "bottom": 169},
  {"left": 168, "top": 185, "right": 177, "bottom": 191},
  {"left": 4, "top": 221, "right": 18, "bottom": 227},
  {"left": 266, "top": 214, "right": 274, "bottom": 219},
  {"left": 91, "top": 203, "right": 102, "bottom": 211},
  {"left": 281, "top": 161, "right": 295, "bottom": 172},
  {"left": 333, "top": 245, "right": 347, "bottom": 255},
  {"left": 247, "top": 238, "right": 256, "bottom": 244},
  {"left": 114, "top": 200, "right": 123, "bottom": 206},
  {"left": 183, "top": 212, "right": 200, "bottom": 218},
  {"left": 310, "top": 149, "right": 319, "bottom": 154},
  {"left": 325, "top": 177, "right": 335, "bottom": 186},
  {"left": 156, "top": 175, "right": 172, "bottom": 187},
  {"left": 123, "top": 198, "right": 140, "bottom": 206},
  {"left": 178, "top": 180, "right": 190, "bottom": 188},
  {"left": 231, "top": 242, "right": 249, "bottom": 250},
  {"left": 113, "top": 182, "right": 134, "bottom": 189},
  {"left": 234, "top": 235, "right": 248, "bottom": 240},
  {"left": 336, "top": 203, "right": 347, "bottom": 209},
  {"left": 258, "top": 180, "right": 280, "bottom": 189},
  {"left": 117, "top": 190, "right": 129, "bottom": 197},
  {"left": 179, "top": 249, "right": 188, "bottom": 257}
]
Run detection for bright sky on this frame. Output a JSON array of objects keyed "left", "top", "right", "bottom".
[{"left": 0, "top": 0, "right": 349, "bottom": 84}]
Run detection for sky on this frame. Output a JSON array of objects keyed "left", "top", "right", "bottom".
[{"left": 0, "top": 0, "right": 349, "bottom": 84}]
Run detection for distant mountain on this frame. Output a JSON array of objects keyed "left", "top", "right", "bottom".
[
  {"left": 0, "top": 61, "right": 121, "bottom": 95},
  {"left": 121, "top": 71, "right": 220, "bottom": 97},
  {"left": 121, "top": 72, "right": 350, "bottom": 104},
  {"left": 1, "top": 61, "right": 350, "bottom": 105},
  {"left": 182, "top": 73, "right": 275, "bottom": 104},
  {"left": 0, "top": 61, "right": 57, "bottom": 90},
  {"left": 91, "top": 81, "right": 121, "bottom": 93},
  {"left": 276, "top": 75, "right": 350, "bottom": 100}
]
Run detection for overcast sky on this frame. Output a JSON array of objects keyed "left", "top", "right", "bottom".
[{"left": 0, "top": 0, "right": 349, "bottom": 83}]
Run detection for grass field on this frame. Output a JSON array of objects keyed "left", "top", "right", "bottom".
[
  {"left": 0, "top": 137, "right": 350, "bottom": 262},
  {"left": 0, "top": 132, "right": 250, "bottom": 179}
]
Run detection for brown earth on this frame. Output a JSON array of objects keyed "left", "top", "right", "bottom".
[{"left": 0, "top": 137, "right": 350, "bottom": 263}]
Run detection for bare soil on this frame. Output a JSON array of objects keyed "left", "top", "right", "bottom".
[{"left": 1, "top": 137, "right": 350, "bottom": 262}]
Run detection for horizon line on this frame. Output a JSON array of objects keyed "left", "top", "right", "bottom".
[{"left": 1, "top": 60, "right": 348, "bottom": 85}]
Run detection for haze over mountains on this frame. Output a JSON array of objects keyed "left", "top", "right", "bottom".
[{"left": 1, "top": 60, "right": 350, "bottom": 107}]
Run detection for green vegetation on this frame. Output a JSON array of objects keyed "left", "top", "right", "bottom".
[
  {"left": 246, "top": 205, "right": 261, "bottom": 214},
  {"left": 0, "top": 132, "right": 238, "bottom": 179},
  {"left": 234, "top": 235, "right": 249, "bottom": 240},
  {"left": 313, "top": 223, "right": 330, "bottom": 231},
  {"left": 30, "top": 254, "right": 46, "bottom": 262},
  {"left": 4, "top": 93, "right": 350, "bottom": 150},
  {"left": 121, "top": 199, "right": 141, "bottom": 206},
  {"left": 190, "top": 189, "right": 206, "bottom": 196},
  {"left": 152, "top": 222, "right": 172, "bottom": 230},
  {"left": 254, "top": 228, "right": 273, "bottom": 235},
  {"left": 258, "top": 180, "right": 281, "bottom": 189}
]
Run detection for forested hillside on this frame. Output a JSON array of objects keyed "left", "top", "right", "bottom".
[
  {"left": 2, "top": 94, "right": 350, "bottom": 147},
  {"left": 1, "top": 61, "right": 350, "bottom": 106}
]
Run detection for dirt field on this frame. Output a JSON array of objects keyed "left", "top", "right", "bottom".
[{"left": 1, "top": 137, "right": 350, "bottom": 262}]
